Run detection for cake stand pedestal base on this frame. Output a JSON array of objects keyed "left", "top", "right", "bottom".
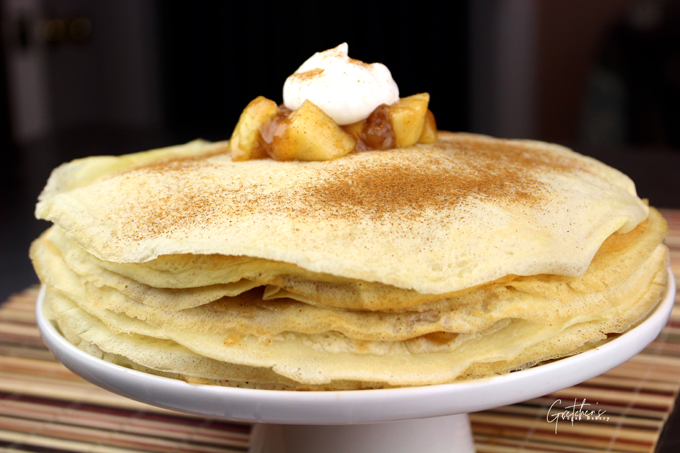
[{"left": 249, "top": 414, "right": 473, "bottom": 453}]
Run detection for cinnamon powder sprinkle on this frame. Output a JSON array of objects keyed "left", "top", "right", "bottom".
[
  {"left": 296, "top": 153, "right": 541, "bottom": 221},
  {"left": 114, "top": 136, "right": 589, "bottom": 240},
  {"left": 289, "top": 68, "right": 324, "bottom": 81},
  {"left": 291, "top": 137, "right": 586, "bottom": 221}
]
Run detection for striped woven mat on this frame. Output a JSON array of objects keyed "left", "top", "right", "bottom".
[{"left": 1, "top": 209, "right": 679, "bottom": 453}]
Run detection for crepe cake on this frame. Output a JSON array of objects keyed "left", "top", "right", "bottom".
[{"left": 30, "top": 132, "right": 669, "bottom": 390}]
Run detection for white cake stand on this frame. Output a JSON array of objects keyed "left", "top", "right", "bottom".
[{"left": 36, "top": 271, "right": 676, "bottom": 453}]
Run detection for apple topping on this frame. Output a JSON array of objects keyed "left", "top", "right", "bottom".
[
  {"left": 268, "top": 100, "right": 356, "bottom": 161},
  {"left": 388, "top": 93, "right": 430, "bottom": 147},
  {"left": 229, "top": 96, "right": 279, "bottom": 162},
  {"left": 419, "top": 109, "right": 438, "bottom": 144},
  {"left": 229, "top": 93, "right": 438, "bottom": 162},
  {"left": 342, "top": 105, "right": 395, "bottom": 151}
]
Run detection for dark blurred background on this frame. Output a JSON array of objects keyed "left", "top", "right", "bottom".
[{"left": 1, "top": 0, "right": 680, "bottom": 301}]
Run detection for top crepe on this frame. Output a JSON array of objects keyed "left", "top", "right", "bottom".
[{"left": 35, "top": 132, "right": 648, "bottom": 295}]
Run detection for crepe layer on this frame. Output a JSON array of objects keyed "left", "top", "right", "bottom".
[{"left": 31, "top": 209, "right": 668, "bottom": 388}]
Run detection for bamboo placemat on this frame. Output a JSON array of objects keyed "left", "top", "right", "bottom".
[{"left": 1, "top": 209, "right": 679, "bottom": 453}]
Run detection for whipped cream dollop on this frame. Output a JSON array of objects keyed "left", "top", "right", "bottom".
[{"left": 283, "top": 43, "right": 399, "bottom": 125}]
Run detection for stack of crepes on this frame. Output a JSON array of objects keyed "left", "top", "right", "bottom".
[{"left": 31, "top": 132, "right": 669, "bottom": 390}]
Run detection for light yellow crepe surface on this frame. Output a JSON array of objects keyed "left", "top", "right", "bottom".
[{"left": 36, "top": 133, "right": 649, "bottom": 295}]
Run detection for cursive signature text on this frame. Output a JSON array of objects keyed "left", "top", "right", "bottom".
[{"left": 546, "top": 398, "right": 610, "bottom": 433}]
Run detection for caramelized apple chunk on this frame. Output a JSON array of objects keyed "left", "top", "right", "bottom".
[
  {"left": 342, "top": 105, "right": 396, "bottom": 151},
  {"left": 270, "top": 100, "right": 356, "bottom": 161},
  {"left": 388, "top": 93, "right": 430, "bottom": 147},
  {"left": 341, "top": 119, "right": 364, "bottom": 137},
  {"left": 418, "top": 109, "right": 438, "bottom": 144},
  {"left": 229, "top": 96, "right": 279, "bottom": 161}
]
